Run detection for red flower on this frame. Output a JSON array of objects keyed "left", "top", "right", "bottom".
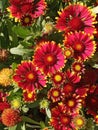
[
  {"left": 23, "top": 90, "right": 36, "bottom": 102},
  {"left": 51, "top": 71, "right": 65, "bottom": 86},
  {"left": 33, "top": 41, "right": 65, "bottom": 75},
  {"left": 48, "top": 87, "right": 62, "bottom": 102},
  {"left": 0, "top": 102, "right": 10, "bottom": 112},
  {"left": 13, "top": 61, "right": 46, "bottom": 92},
  {"left": 64, "top": 31, "right": 96, "bottom": 61},
  {"left": 56, "top": 3, "right": 96, "bottom": 34},
  {"left": 50, "top": 102, "right": 75, "bottom": 130},
  {"left": 8, "top": 0, "right": 47, "bottom": 20}
]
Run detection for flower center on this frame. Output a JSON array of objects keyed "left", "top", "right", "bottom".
[
  {"left": 52, "top": 90, "right": 60, "bottom": 97},
  {"left": 63, "top": 84, "right": 74, "bottom": 94},
  {"left": 24, "top": 17, "right": 30, "bottom": 23},
  {"left": 67, "top": 100, "right": 75, "bottom": 107},
  {"left": 54, "top": 74, "right": 62, "bottom": 82},
  {"left": 44, "top": 54, "right": 57, "bottom": 66},
  {"left": 76, "top": 118, "right": 84, "bottom": 126},
  {"left": 28, "top": 93, "right": 33, "bottom": 98},
  {"left": 73, "top": 63, "right": 82, "bottom": 72},
  {"left": 26, "top": 72, "right": 37, "bottom": 82},
  {"left": 64, "top": 48, "right": 73, "bottom": 58},
  {"left": 73, "top": 42, "right": 85, "bottom": 52},
  {"left": 61, "top": 116, "right": 71, "bottom": 125},
  {"left": 68, "top": 17, "right": 84, "bottom": 31}
]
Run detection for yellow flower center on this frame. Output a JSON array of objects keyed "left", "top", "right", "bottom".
[
  {"left": 53, "top": 90, "right": 59, "bottom": 97},
  {"left": 27, "top": 73, "right": 34, "bottom": 80},
  {"left": 47, "top": 55, "right": 53, "bottom": 63},
  {"left": 74, "top": 42, "right": 85, "bottom": 52},
  {"left": 74, "top": 64, "right": 81, "bottom": 71},
  {"left": 68, "top": 100, "right": 75, "bottom": 107},
  {"left": 24, "top": 17, "right": 30, "bottom": 23},
  {"left": 76, "top": 118, "right": 84, "bottom": 126},
  {"left": 54, "top": 74, "right": 62, "bottom": 82},
  {"left": 28, "top": 93, "right": 33, "bottom": 98},
  {"left": 61, "top": 116, "right": 70, "bottom": 125},
  {"left": 64, "top": 50, "right": 72, "bottom": 57}
]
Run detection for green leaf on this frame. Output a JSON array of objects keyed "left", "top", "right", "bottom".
[
  {"left": 11, "top": 62, "right": 18, "bottom": 70},
  {"left": 21, "top": 123, "right": 26, "bottom": 130},
  {"left": 12, "top": 26, "right": 31, "bottom": 38},
  {"left": 45, "top": 108, "right": 51, "bottom": 118},
  {"left": 8, "top": 125, "right": 17, "bottom": 130},
  {"left": 27, "top": 100, "right": 41, "bottom": 108},
  {"left": 10, "top": 44, "right": 33, "bottom": 56},
  {"left": 22, "top": 116, "right": 40, "bottom": 125}
]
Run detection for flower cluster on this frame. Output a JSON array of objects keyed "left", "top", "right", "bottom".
[{"left": 0, "top": 0, "right": 98, "bottom": 130}]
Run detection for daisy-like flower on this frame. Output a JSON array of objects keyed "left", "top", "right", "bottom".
[
  {"left": 64, "top": 47, "right": 74, "bottom": 59},
  {"left": 51, "top": 71, "right": 65, "bottom": 86},
  {"left": 48, "top": 87, "right": 61, "bottom": 102},
  {"left": 64, "top": 31, "right": 96, "bottom": 61},
  {"left": 50, "top": 102, "right": 74, "bottom": 130},
  {"left": 56, "top": 3, "right": 96, "bottom": 34},
  {"left": 62, "top": 83, "right": 75, "bottom": 97},
  {"left": 1, "top": 108, "right": 21, "bottom": 127},
  {"left": 33, "top": 41, "right": 65, "bottom": 75},
  {"left": 23, "top": 90, "right": 36, "bottom": 102},
  {"left": 13, "top": 61, "right": 46, "bottom": 92},
  {"left": 0, "top": 68, "right": 13, "bottom": 87},
  {"left": 63, "top": 94, "right": 82, "bottom": 113},
  {"left": 72, "top": 115, "right": 86, "bottom": 129},
  {"left": 8, "top": 0, "right": 47, "bottom": 20},
  {"left": 71, "top": 60, "right": 85, "bottom": 74},
  {"left": 20, "top": 14, "right": 33, "bottom": 26}
]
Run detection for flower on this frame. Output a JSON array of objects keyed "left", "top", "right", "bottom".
[
  {"left": 48, "top": 87, "right": 62, "bottom": 102},
  {"left": 62, "top": 83, "right": 75, "bottom": 97},
  {"left": 0, "top": 102, "right": 10, "bottom": 111},
  {"left": 50, "top": 102, "right": 74, "bottom": 130},
  {"left": 33, "top": 41, "right": 65, "bottom": 75},
  {"left": 1, "top": 108, "right": 21, "bottom": 127},
  {"left": 23, "top": 90, "right": 36, "bottom": 103},
  {"left": 0, "top": 68, "right": 13, "bottom": 87},
  {"left": 13, "top": 61, "right": 46, "bottom": 92},
  {"left": 20, "top": 14, "right": 33, "bottom": 26},
  {"left": 43, "top": 22, "right": 54, "bottom": 34},
  {"left": 64, "top": 31, "right": 96, "bottom": 61},
  {"left": 39, "top": 99, "right": 49, "bottom": 109},
  {"left": 56, "top": 3, "right": 96, "bottom": 34},
  {"left": 64, "top": 47, "right": 74, "bottom": 59},
  {"left": 65, "top": 95, "right": 82, "bottom": 113},
  {"left": 72, "top": 115, "right": 86, "bottom": 129},
  {"left": 8, "top": 0, "right": 47, "bottom": 20},
  {"left": 11, "top": 98, "right": 21, "bottom": 109},
  {"left": 51, "top": 71, "right": 65, "bottom": 86},
  {"left": 71, "top": 60, "right": 84, "bottom": 74}
]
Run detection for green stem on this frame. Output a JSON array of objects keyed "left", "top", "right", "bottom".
[{"left": 22, "top": 116, "right": 40, "bottom": 125}]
